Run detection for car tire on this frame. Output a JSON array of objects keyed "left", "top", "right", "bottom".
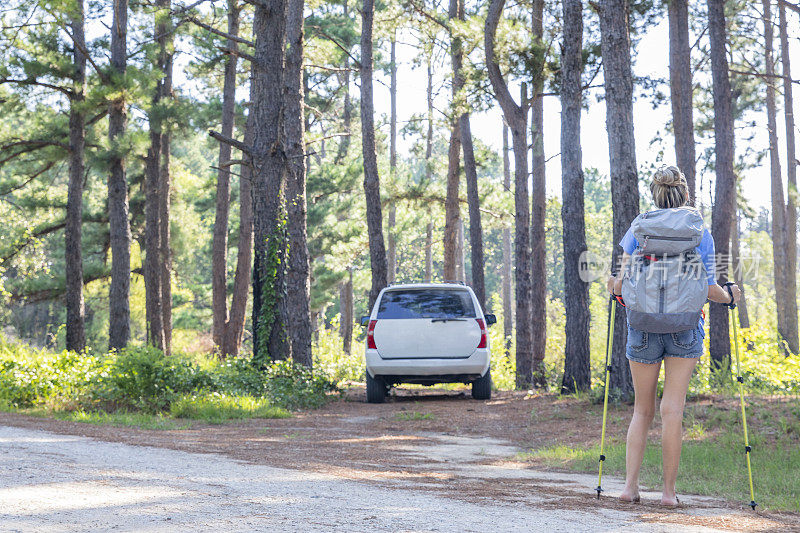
[
  {"left": 366, "top": 372, "right": 387, "bottom": 403},
  {"left": 471, "top": 369, "right": 492, "bottom": 400}
]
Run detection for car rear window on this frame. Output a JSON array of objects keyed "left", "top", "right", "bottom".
[{"left": 376, "top": 289, "right": 476, "bottom": 319}]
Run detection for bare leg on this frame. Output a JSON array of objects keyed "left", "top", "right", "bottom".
[
  {"left": 660, "top": 356, "right": 698, "bottom": 506},
  {"left": 620, "top": 360, "right": 661, "bottom": 502}
]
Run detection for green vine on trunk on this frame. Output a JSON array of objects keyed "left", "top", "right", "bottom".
[{"left": 254, "top": 211, "right": 287, "bottom": 368}]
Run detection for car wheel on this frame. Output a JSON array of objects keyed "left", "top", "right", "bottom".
[
  {"left": 366, "top": 372, "right": 387, "bottom": 403},
  {"left": 471, "top": 369, "right": 492, "bottom": 400}
]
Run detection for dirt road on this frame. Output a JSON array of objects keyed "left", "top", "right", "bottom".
[{"left": 0, "top": 389, "right": 796, "bottom": 532}]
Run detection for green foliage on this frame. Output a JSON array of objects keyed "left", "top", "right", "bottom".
[
  {"left": 94, "top": 346, "right": 211, "bottom": 412},
  {"left": 0, "top": 342, "right": 106, "bottom": 408},
  {"left": 169, "top": 392, "right": 290, "bottom": 423},
  {"left": 260, "top": 359, "right": 338, "bottom": 410},
  {"left": 0, "top": 335, "right": 336, "bottom": 423},
  {"left": 313, "top": 314, "right": 366, "bottom": 383},
  {"left": 255, "top": 213, "right": 288, "bottom": 366}
]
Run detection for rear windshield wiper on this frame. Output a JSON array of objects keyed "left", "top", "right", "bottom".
[{"left": 430, "top": 317, "right": 467, "bottom": 322}]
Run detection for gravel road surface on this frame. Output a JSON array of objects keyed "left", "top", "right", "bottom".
[{"left": 0, "top": 424, "right": 788, "bottom": 532}]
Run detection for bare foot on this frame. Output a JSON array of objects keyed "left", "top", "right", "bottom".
[
  {"left": 620, "top": 489, "right": 641, "bottom": 503},
  {"left": 661, "top": 494, "right": 680, "bottom": 507}
]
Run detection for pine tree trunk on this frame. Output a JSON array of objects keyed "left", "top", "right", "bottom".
[
  {"left": 212, "top": 0, "right": 240, "bottom": 353},
  {"left": 502, "top": 122, "right": 513, "bottom": 355},
  {"left": 529, "top": 0, "right": 546, "bottom": 387},
  {"left": 456, "top": 218, "right": 466, "bottom": 282},
  {"left": 444, "top": 129, "right": 461, "bottom": 281},
  {"left": 387, "top": 35, "right": 397, "bottom": 284},
  {"left": 360, "top": 0, "right": 388, "bottom": 311},
  {"left": 424, "top": 54, "right": 434, "bottom": 283},
  {"left": 65, "top": 0, "right": 86, "bottom": 352},
  {"left": 285, "top": 0, "right": 313, "bottom": 367},
  {"left": 108, "top": 0, "right": 131, "bottom": 350},
  {"left": 764, "top": 0, "right": 790, "bottom": 353},
  {"left": 425, "top": 222, "right": 433, "bottom": 282},
  {"left": 779, "top": 1, "right": 799, "bottom": 354},
  {"left": 145, "top": 3, "right": 165, "bottom": 350},
  {"left": 335, "top": 0, "right": 352, "bottom": 164},
  {"left": 485, "top": 0, "right": 531, "bottom": 388},
  {"left": 560, "top": 0, "right": 591, "bottom": 393},
  {"left": 221, "top": 115, "right": 253, "bottom": 357},
  {"left": 707, "top": 0, "right": 735, "bottom": 372},
  {"left": 159, "top": 0, "right": 173, "bottom": 355},
  {"left": 600, "top": 0, "right": 637, "bottom": 399},
  {"left": 343, "top": 268, "right": 353, "bottom": 354},
  {"left": 443, "top": 0, "right": 463, "bottom": 282},
  {"left": 251, "top": 0, "right": 289, "bottom": 362},
  {"left": 339, "top": 282, "right": 347, "bottom": 337},
  {"left": 461, "top": 114, "right": 485, "bottom": 308},
  {"left": 668, "top": 0, "right": 696, "bottom": 203}
]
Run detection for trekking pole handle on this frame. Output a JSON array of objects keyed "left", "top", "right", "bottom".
[{"left": 723, "top": 281, "right": 737, "bottom": 310}]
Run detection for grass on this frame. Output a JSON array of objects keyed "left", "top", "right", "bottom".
[
  {"left": 519, "top": 399, "right": 800, "bottom": 512},
  {"left": 169, "top": 393, "right": 291, "bottom": 423},
  {"left": 0, "top": 394, "right": 291, "bottom": 428},
  {"left": 0, "top": 336, "right": 335, "bottom": 428},
  {"left": 0, "top": 400, "right": 190, "bottom": 430},
  {"left": 395, "top": 411, "right": 435, "bottom": 421}
]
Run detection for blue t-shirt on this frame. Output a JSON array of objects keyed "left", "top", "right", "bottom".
[{"left": 619, "top": 227, "right": 716, "bottom": 286}]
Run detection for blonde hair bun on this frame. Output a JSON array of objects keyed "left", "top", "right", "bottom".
[
  {"left": 650, "top": 166, "right": 689, "bottom": 208},
  {"left": 652, "top": 166, "right": 686, "bottom": 187}
]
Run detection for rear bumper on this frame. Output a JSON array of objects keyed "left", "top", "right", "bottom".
[{"left": 366, "top": 348, "right": 490, "bottom": 378}]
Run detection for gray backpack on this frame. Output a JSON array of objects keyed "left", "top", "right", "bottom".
[{"left": 621, "top": 207, "right": 708, "bottom": 333}]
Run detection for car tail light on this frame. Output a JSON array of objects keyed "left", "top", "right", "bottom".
[
  {"left": 476, "top": 318, "right": 487, "bottom": 349},
  {"left": 367, "top": 320, "right": 377, "bottom": 349}
]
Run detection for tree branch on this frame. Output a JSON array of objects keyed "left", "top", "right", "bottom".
[
  {"left": 1, "top": 213, "right": 107, "bottom": 267},
  {"left": 402, "top": 0, "right": 450, "bottom": 31},
  {"left": 187, "top": 16, "right": 253, "bottom": 46},
  {"left": 730, "top": 68, "right": 800, "bottom": 84},
  {"left": 484, "top": 0, "right": 524, "bottom": 126},
  {"left": 209, "top": 130, "right": 251, "bottom": 154},
  {"left": 780, "top": 0, "right": 800, "bottom": 14},
  {"left": 307, "top": 27, "right": 361, "bottom": 68},
  {"left": 35, "top": 3, "right": 110, "bottom": 84},
  {"left": 0, "top": 139, "right": 69, "bottom": 166},
  {"left": 0, "top": 161, "right": 55, "bottom": 196},
  {"left": 9, "top": 268, "right": 112, "bottom": 303},
  {"left": 1, "top": 222, "right": 65, "bottom": 266},
  {"left": 305, "top": 132, "right": 350, "bottom": 147},
  {"left": 0, "top": 77, "right": 73, "bottom": 97},
  {"left": 216, "top": 45, "right": 258, "bottom": 65},
  {"left": 305, "top": 64, "right": 357, "bottom": 73},
  {"left": 86, "top": 108, "right": 109, "bottom": 127}
]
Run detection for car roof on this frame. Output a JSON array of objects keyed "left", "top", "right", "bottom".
[{"left": 383, "top": 283, "right": 472, "bottom": 290}]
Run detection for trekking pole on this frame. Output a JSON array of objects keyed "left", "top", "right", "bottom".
[
  {"left": 724, "top": 281, "right": 757, "bottom": 511},
  {"left": 596, "top": 294, "right": 617, "bottom": 498}
]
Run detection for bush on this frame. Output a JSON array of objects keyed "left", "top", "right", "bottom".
[
  {"left": 0, "top": 359, "right": 42, "bottom": 407},
  {"left": 0, "top": 336, "right": 337, "bottom": 421},
  {"left": 0, "top": 346, "right": 106, "bottom": 408},
  {"left": 261, "top": 359, "right": 337, "bottom": 410},
  {"left": 206, "top": 356, "right": 267, "bottom": 396},
  {"left": 92, "top": 346, "right": 211, "bottom": 412}
]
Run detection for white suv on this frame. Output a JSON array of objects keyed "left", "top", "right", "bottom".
[{"left": 360, "top": 283, "right": 496, "bottom": 403}]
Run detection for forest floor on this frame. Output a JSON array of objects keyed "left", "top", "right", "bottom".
[{"left": 1, "top": 388, "right": 798, "bottom": 531}]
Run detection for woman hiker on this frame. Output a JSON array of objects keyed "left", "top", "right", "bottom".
[{"left": 606, "top": 166, "right": 741, "bottom": 507}]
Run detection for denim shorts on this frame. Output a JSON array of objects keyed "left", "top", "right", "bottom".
[{"left": 625, "top": 324, "right": 704, "bottom": 364}]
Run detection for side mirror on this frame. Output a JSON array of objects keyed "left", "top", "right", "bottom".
[
  {"left": 484, "top": 314, "right": 497, "bottom": 326},
  {"left": 360, "top": 315, "right": 371, "bottom": 327}
]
